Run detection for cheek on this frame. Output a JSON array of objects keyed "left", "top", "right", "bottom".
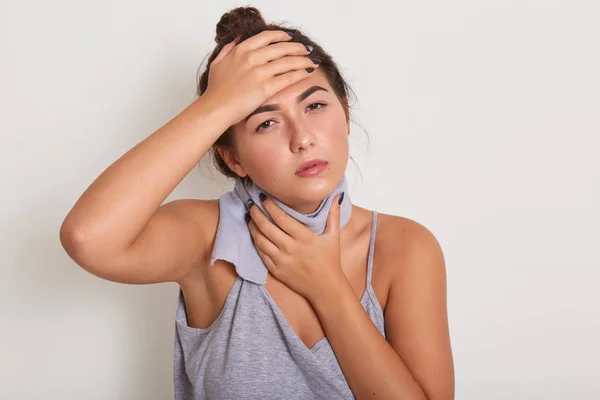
[
  {"left": 245, "top": 142, "right": 287, "bottom": 177},
  {"left": 322, "top": 106, "right": 348, "bottom": 136},
  {"left": 322, "top": 116, "right": 348, "bottom": 144}
]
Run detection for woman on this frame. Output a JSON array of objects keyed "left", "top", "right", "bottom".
[{"left": 60, "top": 6, "right": 454, "bottom": 400}]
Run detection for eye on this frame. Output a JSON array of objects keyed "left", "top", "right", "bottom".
[
  {"left": 307, "top": 102, "right": 326, "bottom": 111},
  {"left": 255, "top": 120, "right": 275, "bottom": 133},
  {"left": 254, "top": 103, "right": 327, "bottom": 133}
]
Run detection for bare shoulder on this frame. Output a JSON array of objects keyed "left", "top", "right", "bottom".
[
  {"left": 161, "top": 198, "right": 221, "bottom": 281},
  {"left": 376, "top": 212, "right": 454, "bottom": 398},
  {"left": 375, "top": 212, "right": 446, "bottom": 287},
  {"left": 162, "top": 197, "right": 219, "bottom": 232}
]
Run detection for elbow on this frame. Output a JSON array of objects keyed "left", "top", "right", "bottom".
[
  {"left": 59, "top": 220, "right": 86, "bottom": 258},
  {"left": 59, "top": 221, "right": 102, "bottom": 273}
]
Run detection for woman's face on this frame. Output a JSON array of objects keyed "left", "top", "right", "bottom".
[{"left": 222, "top": 70, "right": 350, "bottom": 214}]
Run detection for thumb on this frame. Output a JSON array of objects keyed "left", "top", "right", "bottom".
[
  {"left": 324, "top": 193, "right": 343, "bottom": 236},
  {"left": 212, "top": 35, "right": 241, "bottom": 64}
]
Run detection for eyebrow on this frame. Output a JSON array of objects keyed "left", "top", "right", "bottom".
[{"left": 244, "top": 85, "right": 329, "bottom": 124}]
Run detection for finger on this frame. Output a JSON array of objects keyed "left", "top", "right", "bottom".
[
  {"left": 259, "top": 55, "right": 320, "bottom": 79},
  {"left": 248, "top": 219, "right": 280, "bottom": 257},
  {"left": 262, "top": 198, "right": 310, "bottom": 240},
  {"left": 252, "top": 41, "right": 312, "bottom": 64},
  {"left": 236, "top": 29, "right": 294, "bottom": 52},
  {"left": 261, "top": 62, "right": 320, "bottom": 94},
  {"left": 324, "top": 193, "right": 343, "bottom": 235},
  {"left": 255, "top": 245, "right": 277, "bottom": 272},
  {"left": 249, "top": 204, "right": 295, "bottom": 250},
  {"left": 212, "top": 35, "right": 241, "bottom": 64}
]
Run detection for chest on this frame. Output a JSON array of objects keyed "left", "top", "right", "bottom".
[{"left": 183, "top": 214, "right": 390, "bottom": 352}]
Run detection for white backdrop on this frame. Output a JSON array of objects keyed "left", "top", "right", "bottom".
[{"left": 1, "top": 0, "right": 598, "bottom": 399}]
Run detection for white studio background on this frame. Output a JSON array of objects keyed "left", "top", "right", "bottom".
[{"left": 1, "top": 1, "right": 598, "bottom": 399}]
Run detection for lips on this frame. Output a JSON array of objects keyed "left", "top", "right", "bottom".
[{"left": 296, "top": 159, "right": 328, "bottom": 174}]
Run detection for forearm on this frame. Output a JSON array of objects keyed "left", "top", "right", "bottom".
[{"left": 312, "top": 278, "right": 427, "bottom": 400}]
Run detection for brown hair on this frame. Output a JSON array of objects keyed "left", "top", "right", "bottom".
[{"left": 196, "top": 6, "right": 366, "bottom": 181}]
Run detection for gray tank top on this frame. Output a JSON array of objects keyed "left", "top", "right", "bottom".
[{"left": 173, "top": 210, "right": 385, "bottom": 399}]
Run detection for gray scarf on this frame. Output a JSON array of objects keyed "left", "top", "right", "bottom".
[{"left": 210, "top": 175, "right": 352, "bottom": 285}]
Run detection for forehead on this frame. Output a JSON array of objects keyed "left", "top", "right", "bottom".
[{"left": 265, "top": 69, "right": 333, "bottom": 104}]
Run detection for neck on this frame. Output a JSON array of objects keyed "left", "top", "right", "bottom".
[
  {"left": 281, "top": 199, "right": 325, "bottom": 214},
  {"left": 235, "top": 175, "right": 352, "bottom": 236}
]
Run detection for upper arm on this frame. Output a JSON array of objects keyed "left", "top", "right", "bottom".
[
  {"left": 383, "top": 218, "right": 455, "bottom": 400},
  {"left": 64, "top": 199, "right": 218, "bottom": 285}
]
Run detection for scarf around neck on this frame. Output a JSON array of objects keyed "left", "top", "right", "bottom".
[{"left": 209, "top": 175, "right": 352, "bottom": 285}]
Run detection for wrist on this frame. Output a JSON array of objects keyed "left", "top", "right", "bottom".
[
  {"left": 192, "top": 93, "right": 237, "bottom": 136},
  {"left": 309, "top": 274, "right": 354, "bottom": 311}
]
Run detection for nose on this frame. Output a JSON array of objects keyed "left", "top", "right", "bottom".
[{"left": 290, "top": 122, "right": 316, "bottom": 153}]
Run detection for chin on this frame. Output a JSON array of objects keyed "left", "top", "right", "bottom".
[
  {"left": 257, "top": 165, "right": 342, "bottom": 196},
  {"left": 295, "top": 174, "right": 340, "bottom": 197}
]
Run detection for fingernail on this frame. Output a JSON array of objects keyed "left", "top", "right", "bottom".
[
  {"left": 309, "top": 57, "right": 321, "bottom": 65},
  {"left": 286, "top": 31, "right": 294, "bottom": 37},
  {"left": 245, "top": 213, "right": 250, "bottom": 223},
  {"left": 247, "top": 200, "right": 254, "bottom": 209},
  {"left": 259, "top": 193, "right": 267, "bottom": 202},
  {"left": 304, "top": 44, "right": 313, "bottom": 52},
  {"left": 306, "top": 67, "right": 315, "bottom": 73},
  {"left": 338, "top": 192, "right": 345, "bottom": 205}
]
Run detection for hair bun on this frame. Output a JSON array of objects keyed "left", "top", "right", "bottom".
[{"left": 215, "top": 6, "right": 267, "bottom": 46}]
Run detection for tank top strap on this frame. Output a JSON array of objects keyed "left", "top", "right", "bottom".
[{"left": 366, "top": 210, "right": 378, "bottom": 286}]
